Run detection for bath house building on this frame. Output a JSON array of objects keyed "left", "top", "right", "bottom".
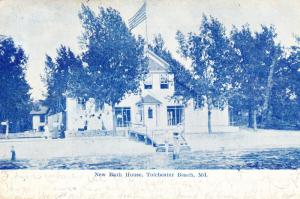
[{"left": 64, "top": 50, "right": 235, "bottom": 137}]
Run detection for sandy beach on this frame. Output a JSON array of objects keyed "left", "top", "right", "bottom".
[
  {"left": 1, "top": 129, "right": 300, "bottom": 161},
  {"left": 186, "top": 129, "right": 300, "bottom": 151},
  {"left": 0, "top": 136, "right": 155, "bottom": 160}
]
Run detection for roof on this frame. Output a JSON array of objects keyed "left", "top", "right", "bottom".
[
  {"left": 30, "top": 106, "right": 49, "bottom": 115},
  {"left": 136, "top": 95, "right": 162, "bottom": 105},
  {"left": 147, "top": 50, "right": 169, "bottom": 72}
]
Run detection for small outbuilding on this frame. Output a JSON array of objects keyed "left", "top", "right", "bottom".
[{"left": 30, "top": 105, "right": 49, "bottom": 132}]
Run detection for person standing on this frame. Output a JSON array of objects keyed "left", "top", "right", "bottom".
[{"left": 11, "top": 146, "right": 16, "bottom": 161}]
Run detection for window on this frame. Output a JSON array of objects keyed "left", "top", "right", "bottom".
[
  {"left": 39, "top": 126, "right": 45, "bottom": 132},
  {"left": 167, "top": 106, "right": 184, "bottom": 126},
  {"left": 148, "top": 107, "right": 153, "bottom": 119},
  {"left": 160, "top": 74, "right": 169, "bottom": 89},
  {"left": 40, "top": 115, "right": 45, "bottom": 123},
  {"left": 115, "top": 107, "right": 131, "bottom": 127},
  {"left": 144, "top": 75, "right": 153, "bottom": 89},
  {"left": 77, "top": 98, "right": 86, "bottom": 110}
]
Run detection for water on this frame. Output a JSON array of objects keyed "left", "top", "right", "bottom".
[{"left": 1, "top": 148, "right": 300, "bottom": 169}]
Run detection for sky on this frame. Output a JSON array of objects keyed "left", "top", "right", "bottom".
[{"left": 0, "top": 0, "right": 299, "bottom": 100}]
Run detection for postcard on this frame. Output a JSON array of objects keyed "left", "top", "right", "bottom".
[{"left": 0, "top": 0, "right": 300, "bottom": 198}]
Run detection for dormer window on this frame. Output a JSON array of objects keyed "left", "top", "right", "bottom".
[
  {"left": 160, "top": 74, "right": 169, "bottom": 89},
  {"left": 144, "top": 75, "right": 153, "bottom": 89}
]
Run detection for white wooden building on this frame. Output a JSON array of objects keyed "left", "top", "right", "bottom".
[
  {"left": 30, "top": 106, "right": 49, "bottom": 132},
  {"left": 64, "top": 50, "right": 237, "bottom": 136}
]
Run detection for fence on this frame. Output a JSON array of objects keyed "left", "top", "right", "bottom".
[{"left": 0, "top": 131, "right": 42, "bottom": 139}]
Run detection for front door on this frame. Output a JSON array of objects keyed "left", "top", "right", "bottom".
[{"left": 144, "top": 104, "right": 157, "bottom": 129}]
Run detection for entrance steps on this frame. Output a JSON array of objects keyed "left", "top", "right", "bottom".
[
  {"left": 155, "top": 133, "right": 191, "bottom": 152},
  {"left": 128, "top": 130, "right": 191, "bottom": 152}
]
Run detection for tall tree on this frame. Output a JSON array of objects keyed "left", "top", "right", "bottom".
[
  {"left": 268, "top": 37, "right": 300, "bottom": 129},
  {"left": 43, "top": 45, "right": 84, "bottom": 113},
  {"left": 230, "top": 25, "right": 281, "bottom": 129},
  {"left": 287, "top": 38, "right": 300, "bottom": 117},
  {"left": 78, "top": 5, "right": 147, "bottom": 135},
  {"left": 256, "top": 26, "right": 282, "bottom": 126},
  {"left": 0, "top": 35, "right": 31, "bottom": 132},
  {"left": 176, "top": 15, "right": 235, "bottom": 134}
]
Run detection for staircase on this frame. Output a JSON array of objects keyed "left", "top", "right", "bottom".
[
  {"left": 128, "top": 124, "right": 191, "bottom": 153},
  {"left": 155, "top": 132, "right": 191, "bottom": 152}
]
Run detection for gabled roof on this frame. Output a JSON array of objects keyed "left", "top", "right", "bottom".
[
  {"left": 136, "top": 95, "right": 162, "bottom": 105},
  {"left": 147, "top": 50, "right": 170, "bottom": 72},
  {"left": 30, "top": 106, "right": 49, "bottom": 115}
]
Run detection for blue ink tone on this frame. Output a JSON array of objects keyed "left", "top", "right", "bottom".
[
  {"left": 1, "top": 4, "right": 300, "bottom": 170},
  {"left": 1, "top": 148, "right": 300, "bottom": 170}
]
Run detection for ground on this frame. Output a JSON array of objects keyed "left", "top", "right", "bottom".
[
  {"left": 0, "top": 136, "right": 155, "bottom": 160},
  {"left": 0, "top": 128, "right": 300, "bottom": 169},
  {"left": 186, "top": 128, "right": 300, "bottom": 151}
]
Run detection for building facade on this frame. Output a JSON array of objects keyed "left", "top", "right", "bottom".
[
  {"left": 64, "top": 50, "right": 236, "bottom": 136},
  {"left": 30, "top": 106, "right": 49, "bottom": 132}
]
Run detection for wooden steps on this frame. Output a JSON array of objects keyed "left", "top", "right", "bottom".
[{"left": 128, "top": 130, "right": 191, "bottom": 152}]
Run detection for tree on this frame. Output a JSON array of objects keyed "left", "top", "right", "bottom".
[
  {"left": 230, "top": 25, "right": 282, "bottom": 129},
  {"left": 0, "top": 35, "right": 31, "bottom": 132},
  {"left": 176, "top": 15, "right": 235, "bottom": 134},
  {"left": 256, "top": 26, "right": 282, "bottom": 126},
  {"left": 78, "top": 5, "right": 147, "bottom": 135},
  {"left": 43, "top": 45, "right": 84, "bottom": 114},
  {"left": 268, "top": 38, "right": 300, "bottom": 129},
  {"left": 286, "top": 38, "right": 300, "bottom": 122}
]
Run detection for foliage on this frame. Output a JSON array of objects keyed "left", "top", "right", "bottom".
[
  {"left": 267, "top": 40, "right": 300, "bottom": 129},
  {"left": 0, "top": 36, "right": 31, "bottom": 132},
  {"left": 230, "top": 25, "right": 282, "bottom": 128},
  {"left": 43, "top": 45, "right": 84, "bottom": 113},
  {"left": 176, "top": 15, "right": 236, "bottom": 133},
  {"left": 78, "top": 5, "right": 148, "bottom": 134}
]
